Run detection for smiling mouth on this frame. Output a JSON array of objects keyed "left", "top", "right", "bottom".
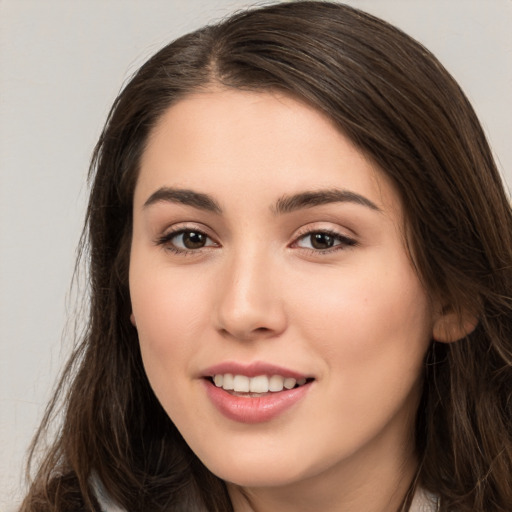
[
  {"left": 207, "top": 374, "right": 314, "bottom": 396},
  {"left": 203, "top": 371, "right": 314, "bottom": 423}
]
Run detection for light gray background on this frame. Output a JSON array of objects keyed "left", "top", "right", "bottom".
[{"left": 1, "top": 1, "right": 511, "bottom": 509}]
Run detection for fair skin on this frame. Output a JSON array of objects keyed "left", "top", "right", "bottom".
[{"left": 129, "top": 88, "right": 447, "bottom": 512}]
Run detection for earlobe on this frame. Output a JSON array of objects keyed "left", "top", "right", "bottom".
[
  {"left": 432, "top": 308, "right": 478, "bottom": 343},
  {"left": 130, "top": 313, "right": 137, "bottom": 327}
]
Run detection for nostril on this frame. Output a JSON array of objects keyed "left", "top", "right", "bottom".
[{"left": 217, "top": 325, "right": 277, "bottom": 342}]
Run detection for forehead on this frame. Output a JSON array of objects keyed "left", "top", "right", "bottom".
[{"left": 135, "top": 88, "right": 401, "bottom": 217}]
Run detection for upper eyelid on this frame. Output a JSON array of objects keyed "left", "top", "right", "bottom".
[
  {"left": 292, "top": 223, "right": 356, "bottom": 240},
  {"left": 155, "top": 224, "right": 219, "bottom": 246},
  {"left": 160, "top": 222, "right": 215, "bottom": 237}
]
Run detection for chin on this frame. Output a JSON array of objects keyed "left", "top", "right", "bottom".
[
  {"left": 214, "top": 466, "right": 305, "bottom": 489},
  {"left": 197, "top": 447, "right": 317, "bottom": 489}
]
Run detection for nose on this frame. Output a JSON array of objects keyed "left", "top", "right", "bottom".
[{"left": 213, "top": 250, "right": 287, "bottom": 341}]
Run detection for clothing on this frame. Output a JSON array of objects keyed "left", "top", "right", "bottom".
[
  {"left": 92, "top": 475, "right": 125, "bottom": 512},
  {"left": 93, "top": 476, "right": 439, "bottom": 512},
  {"left": 410, "top": 487, "right": 439, "bottom": 512}
]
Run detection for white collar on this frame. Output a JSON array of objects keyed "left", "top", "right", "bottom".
[
  {"left": 409, "top": 487, "right": 439, "bottom": 512},
  {"left": 91, "top": 473, "right": 125, "bottom": 512},
  {"left": 92, "top": 474, "right": 439, "bottom": 512}
]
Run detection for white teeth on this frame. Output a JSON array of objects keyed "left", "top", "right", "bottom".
[
  {"left": 233, "top": 375, "right": 250, "bottom": 392},
  {"left": 269, "top": 375, "right": 285, "bottom": 392},
  {"left": 283, "top": 377, "right": 297, "bottom": 390},
  {"left": 222, "top": 373, "right": 234, "bottom": 390},
  {"left": 249, "top": 375, "right": 269, "bottom": 393},
  {"left": 212, "top": 373, "right": 309, "bottom": 393}
]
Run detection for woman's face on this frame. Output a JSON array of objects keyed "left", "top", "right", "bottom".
[{"left": 130, "top": 89, "right": 435, "bottom": 495}]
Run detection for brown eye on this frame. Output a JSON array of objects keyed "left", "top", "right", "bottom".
[
  {"left": 295, "top": 230, "right": 356, "bottom": 252},
  {"left": 181, "top": 231, "right": 207, "bottom": 249},
  {"left": 310, "top": 232, "right": 336, "bottom": 250},
  {"left": 156, "top": 228, "right": 217, "bottom": 252}
]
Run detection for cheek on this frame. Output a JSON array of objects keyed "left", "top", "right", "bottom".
[
  {"left": 291, "top": 255, "right": 432, "bottom": 380},
  {"left": 286, "top": 260, "right": 432, "bottom": 449},
  {"left": 129, "top": 260, "right": 213, "bottom": 389}
]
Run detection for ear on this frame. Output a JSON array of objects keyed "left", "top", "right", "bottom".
[
  {"left": 130, "top": 313, "right": 137, "bottom": 327},
  {"left": 432, "top": 306, "right": 478, "bottom": 343}
]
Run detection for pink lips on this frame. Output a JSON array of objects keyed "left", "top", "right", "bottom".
[{"left": 201, "top": 361, "right": 313, "bottom": 424}]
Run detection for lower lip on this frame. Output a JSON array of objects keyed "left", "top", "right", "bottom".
[{"left": 203, "top": 379, "right": 312, "bottom": 424}]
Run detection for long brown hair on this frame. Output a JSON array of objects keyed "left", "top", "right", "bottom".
[{"left": 21, "top": 2, "right": 512, "bottom": 511}]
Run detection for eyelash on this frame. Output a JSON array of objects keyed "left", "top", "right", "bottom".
[
  {"left": 155, "top": 227, "right": 218, "bottom": 256},
  {"left": 154, "top": 227, "right": 357, "bottom": 255},
  {"left": 292, "top": 229, "right": 357, "bottom": 254}
]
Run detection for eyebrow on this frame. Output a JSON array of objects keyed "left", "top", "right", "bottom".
[
  {"left": 143, "top": 186, "right": 381, "bottom": 215},
  {"left": 272, "top": 189, "right": 381, "bottom": 214},
  {"left": 143, "top": 187, "right": 222, "bottom": 213}
]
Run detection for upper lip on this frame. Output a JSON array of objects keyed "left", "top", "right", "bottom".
[{"left": 202, "top": 361, "right": 310, "bottom": 379}]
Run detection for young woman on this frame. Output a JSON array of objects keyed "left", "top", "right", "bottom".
[{"left": 21, "top": 2, "right": 512, "bottom": 511}]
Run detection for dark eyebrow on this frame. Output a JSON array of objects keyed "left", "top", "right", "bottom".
[
  {"left": 272, "top": 189, "right": 381, "bottom": 215},
  {"left": 143, "top": 187, "right": 222, "bottom": 214}
]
